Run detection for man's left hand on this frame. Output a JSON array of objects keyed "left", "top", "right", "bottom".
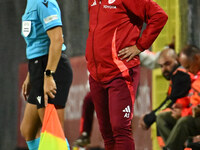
[
  {"left": 171, "top": 108, "right": 181, "bottom": 119},
  {"left": 139, "top": 114, "right": 149, "bottom": 130},
  {"left": 118, "top": 45, "right": 141, "bottom": 62}
]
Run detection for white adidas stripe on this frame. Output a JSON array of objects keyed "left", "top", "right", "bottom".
[{"left": 123, "top": 105, "right": 130, "bottom": 113}]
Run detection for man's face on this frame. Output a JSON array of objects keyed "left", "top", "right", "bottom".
[
  {"left": 158, "top": 56, "right": 178, "bottom": 80},
  {"left": 179, "top": 53, "right": 200, "bottom": 75}
]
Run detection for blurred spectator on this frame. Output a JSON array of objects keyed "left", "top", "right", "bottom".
[
  {"left": 157, "top": 45, "right": 200, "bottom": 150},
  {"left": 140, "top": 35, "right": 175, "bottom": 69},
  {"left": 139, "top": 48, "right": 192, "bottom": 148},
  {"left": 139, "top": 49, "right": 161, "bottom": 69},
  {"left": 73, "top": 92, "right": 93, "bottom": 147}
]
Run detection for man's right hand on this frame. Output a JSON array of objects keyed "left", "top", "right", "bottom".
[{"left": 118, "top": 45, "right": 141, "bottom": 62}]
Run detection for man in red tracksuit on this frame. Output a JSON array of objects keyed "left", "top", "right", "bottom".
[
  {"left": 85, "top": 0, "right": 168, "bottom": 149},
  {"left": 73, "top": 49, "right": 168, "bottom": 147}
]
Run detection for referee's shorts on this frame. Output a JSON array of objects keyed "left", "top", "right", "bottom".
[{"left": 27, "top": 52, "right": 73, "bottom": 109}]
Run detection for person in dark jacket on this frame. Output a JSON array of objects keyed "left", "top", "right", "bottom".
[
  {"left": 139, "top": 48, "right": 192, "bottom": 148},
  {"left": 139, "top": 48, "right": 192, "bottom": 130},
  {"left": 159, "top": 45, "right": 200, "bottom": 150}
]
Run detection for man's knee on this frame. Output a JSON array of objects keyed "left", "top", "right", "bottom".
[
  {"left": 177, "top": 116, "right": 190, "bottom": 123},
  {"left": 175, "top": 116, "right": 190, "bottom": 130},
  {"left": 156, "top": 112, "right": 168, "bottom": 125},
  {"left": 111, "top": 121, "right": 132, "bottom": 137}
]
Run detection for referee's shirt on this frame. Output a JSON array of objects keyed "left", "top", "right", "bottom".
[{"left": 22, "top": 0, "right": 66, "bottom": 59}]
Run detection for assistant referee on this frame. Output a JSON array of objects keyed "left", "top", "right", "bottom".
[{"left": 20, "top": 0, "right": 72, "bottom": 149}]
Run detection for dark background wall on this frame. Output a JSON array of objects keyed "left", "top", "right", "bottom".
[
  {"left": 188, "top": 0, "right": 200, "bottom": 48},
  {"left": 0, "top": 0, "right": 200, "bottom": 150},
  {"left": 0, "top": 1, "right": 26, "bottom": 150},
  {"left": 60, "top": 0, "right": 89, "bottom": 56}
]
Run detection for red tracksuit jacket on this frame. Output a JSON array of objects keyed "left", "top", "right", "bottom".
[{"left": 86, "top": 0, "right": 168, "bottom": 82}]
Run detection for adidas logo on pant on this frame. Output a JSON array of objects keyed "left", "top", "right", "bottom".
[{"left": 123, "top": 105, "right": 130, "bottom": 118}]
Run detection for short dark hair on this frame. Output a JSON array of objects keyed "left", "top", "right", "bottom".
[{"left": 181, "top": 45, "right": 200, "bottom": 60}]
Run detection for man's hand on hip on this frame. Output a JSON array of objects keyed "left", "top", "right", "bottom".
[{"left": 118, "top": 45, "right": 141, "bottom": 62}]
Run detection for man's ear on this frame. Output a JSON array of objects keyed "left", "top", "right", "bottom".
[
  {"left": 175, "top": 57, "right": 179, "bottom": 65},
  {"left": 194, "top": 54, "right": 200, "bottom": 62}
]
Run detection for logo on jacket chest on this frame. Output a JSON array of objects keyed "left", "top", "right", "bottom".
[
  {"left": 104, "top": 0, "right": 117, "bottom": 9},
  {"left": 90, "top": 0, "right": 117, "bottom": 9},
  {"left": 108, "top": 0, "right": 116, "bottom": 4},
  {"left": 91, "top": 0, "right": 116, "bottom": 6},
  {"left": 91, "top": 0, "right": 97, "bottom": 6}
]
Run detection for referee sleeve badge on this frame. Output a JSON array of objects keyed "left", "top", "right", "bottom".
[
  {"left": 22, "top": 21, "right": 31, "bottom": 37},
  {"left": 43, "top": 15, "right": 59, "bottom": 24}
]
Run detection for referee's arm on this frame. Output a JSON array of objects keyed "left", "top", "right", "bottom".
[{"left": 44, "top": 26, "right": 64, "bottom": 106}]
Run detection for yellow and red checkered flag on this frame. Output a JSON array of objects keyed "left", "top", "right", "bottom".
[{"left": 39, "top": 104, "right": 69, "bottom": 150}]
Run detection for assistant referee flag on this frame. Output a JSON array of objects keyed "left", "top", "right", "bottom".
[{"left": 38, "top": 104, "right": 70, "bottom": 150}]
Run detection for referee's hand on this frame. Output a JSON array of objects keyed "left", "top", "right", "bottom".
[
  {"left": 22, "top": 72, "right": 31, "bottom": 101},
  {"left": 43, "top": 76, "right": 57, "bottom": 106}
]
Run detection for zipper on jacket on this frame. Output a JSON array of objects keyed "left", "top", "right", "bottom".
[{"left": 92, "top": 0, "right": 101, "bottom": 81}]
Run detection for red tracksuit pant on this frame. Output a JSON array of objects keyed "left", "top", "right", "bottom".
[{"left": 89, "top": 66, "right": 140, "bottom": 150}]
